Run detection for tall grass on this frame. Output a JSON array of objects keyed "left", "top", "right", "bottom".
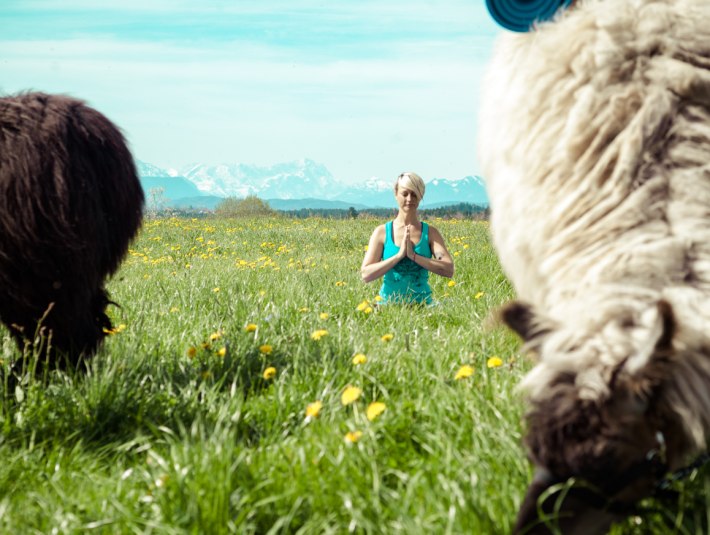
[{"left": 0, "top": 216, "right": 707, "bottom": 534}]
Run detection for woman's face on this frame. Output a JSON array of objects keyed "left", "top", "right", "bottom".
[{"left": 395, "top": 186, "right": 420, "bottom": 211}]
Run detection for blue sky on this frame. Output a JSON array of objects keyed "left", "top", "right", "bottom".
[{"left": 1, "top": 0, "right": 501, "bottom": 184}]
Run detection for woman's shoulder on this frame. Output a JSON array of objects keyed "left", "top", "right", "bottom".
[
  {"left": 370, "top": 223, "right": 387, "bottom": 240},
  {"left": 425, "top": 223, "right": 444, "bottom": 239}
]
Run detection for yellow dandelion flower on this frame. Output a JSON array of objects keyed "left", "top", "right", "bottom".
[
  {"left": 364, "top": 306, "right": 373, "bottom": 314},
  {"left": 305, "top": 401, "right": 323, "bottom": 419},
  {"left": 447, "top": 280, "right": 456, "bottom": 287},
  {"left": 352, "top": 353, "right": 367, "bottom": 365},
  {"left": 474, "top": 292, "right": 485, "bottom": 300},
  {"left": 186, "top": 346, "right": 197, "bottom": 358},
  {"left": 259, "top": 290, "right": 266, "bottom": 296},
  {"left": 344, "top": 430, "right": 363, "bottom": 443},
  {"left": 216, "top": 347, "right": 227, "bottom": 357},
  {"left": 263, "top": 366, "right": 276, "bottom": 380},
  {"left": 335, "top": 281, "right": 347, "bottom": 287},
  {"left": 356, "top": 300, "right": 370, "bottom": 312},
  {"left": 381, "top": 333, "right": 394, "bottom": 343},
  {"left": 311, "top": 329, "right": 329, "bottom": 341},
  {"left": 366, "top": 402, "right": 386, "bottom": 421},
  {"left": 319, "top": 312, "right": 329, "bottom": 320},
  {"left": 259, "top": 344, "right": 273, "bottom": 355},
  {"left": 299, "top": 307, "right": 310, "bottom": 313},
  {"left": 341, "top": 385, "right": 362, "bottom": 405},
  {"left": 103, "top": 323, "right": 127, "bottom": 335},
  {"left": 169, "top": 307, "right": 180, "bottom": 313},
  {"left": 487, "top": 356, "right": 503, "bottom": 368},
  {"left": 209, "top": 331, "right": 222, "bottom": 341},
  {"left": 453, "top": 251, "right": 461, "bottom": 257},
  {"left": 212, "top": 287, "right": 220, "bottom": 293},
  {"left": 244, "top": 323, "right": 258, "bottom": 332},
  {"left": 455, "top": 365, "right": 475, "bottom": 380},
  {"left": 374, "top": 295, "right": 383, "bottom": 302}
]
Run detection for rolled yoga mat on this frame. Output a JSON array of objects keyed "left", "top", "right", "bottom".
[{"left": 485, "top": 0, "right": 574, "bottom": 32}]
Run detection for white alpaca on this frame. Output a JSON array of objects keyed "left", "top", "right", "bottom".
[{"left": 479, "top": 0, "right": 710, "bottom": 532}]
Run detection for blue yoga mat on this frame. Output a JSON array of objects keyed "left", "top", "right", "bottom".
[{"left": 485, "top": 0, "right": 574, "bottom": 32}]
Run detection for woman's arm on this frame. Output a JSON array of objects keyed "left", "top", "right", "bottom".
[
  {"left": 410, "top": 225, "right": 454, "bottom": 278},
  {"left": 360, "top": 224, "right": 406, "bottom": 283}
]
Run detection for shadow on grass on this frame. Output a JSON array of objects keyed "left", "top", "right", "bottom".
[{"left": 0, "top": 340, "right": 295, "bottom": 450}]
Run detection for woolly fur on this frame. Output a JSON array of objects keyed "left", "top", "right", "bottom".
[{"left": 480, "top": 0, "right": 710, "bottom": 463}]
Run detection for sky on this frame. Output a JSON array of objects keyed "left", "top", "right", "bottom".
[{"left": 1, "top": 0, "right": 502, "bottom": 185}]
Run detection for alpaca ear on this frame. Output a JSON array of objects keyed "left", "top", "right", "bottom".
[
  {"left": 500, "top": 301, "right": 553, "bottom": 344},
  {"left": 654, "top": 299, "right": 675, "bottom": 351},
  {"left": 620, "top": 299, "right": 676, "bottom": 380}
]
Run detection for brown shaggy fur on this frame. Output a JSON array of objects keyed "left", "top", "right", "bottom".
[{"left": 0, "top": 92, "right": 144, "bottom": 370}]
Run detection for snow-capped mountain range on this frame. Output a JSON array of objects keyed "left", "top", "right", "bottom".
[{"left": 137, "top": 159, "right": 488, "bottom": 210}]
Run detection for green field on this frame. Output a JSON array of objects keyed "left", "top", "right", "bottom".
[{"left": 0, "top": 216, "right": 707, "bottom": 534}]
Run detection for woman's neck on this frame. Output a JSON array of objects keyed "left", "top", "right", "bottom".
[{"left": 395, "top": 212, "right": 419, "bottom": 226}]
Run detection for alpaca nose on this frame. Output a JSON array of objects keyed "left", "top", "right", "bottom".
[{"left": 513, "top": 468, "right": 627, "bottom": 535}]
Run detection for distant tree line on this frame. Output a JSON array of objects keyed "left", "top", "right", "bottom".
[
  {"left": 278, "top": 203, "right": 489, "bottom": 220},
  {"left": 159, "top": 197, "right": 489, "bottom": 220},
  {"left": 420, "top": 202, "right": 490, "bottom": 220}
]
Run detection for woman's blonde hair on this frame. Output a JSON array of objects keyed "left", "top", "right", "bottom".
[{"left": 394, "top": 172, "right": 425, "bottom": 201}]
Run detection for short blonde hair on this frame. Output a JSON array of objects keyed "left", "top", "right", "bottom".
[{"left": 394, "top": 172, "right": 425, "bottom": 201}]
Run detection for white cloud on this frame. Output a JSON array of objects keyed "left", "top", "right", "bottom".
[{"left": 1, "top": 1, "right": 500, "bottom": 183}]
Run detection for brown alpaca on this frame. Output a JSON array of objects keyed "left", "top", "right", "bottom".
[{"left": 0, "top": 92, "right": 144, "bottom": 371}]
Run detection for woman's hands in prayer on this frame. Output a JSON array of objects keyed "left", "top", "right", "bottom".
[{"left": 398, "top": 225, "right": 416, "bottom": 261}]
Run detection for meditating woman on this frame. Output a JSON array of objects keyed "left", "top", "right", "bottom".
[{"left": 360, "top": 172, "right": 454, "bottom": 304}]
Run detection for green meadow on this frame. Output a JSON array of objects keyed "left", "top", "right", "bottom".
[{"left": 0, "top": 216, "right": 707, "bottom": 534}]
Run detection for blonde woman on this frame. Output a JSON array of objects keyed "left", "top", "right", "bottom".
[{"left": 361, "top": 172, "right": 454, "bottom": 304}]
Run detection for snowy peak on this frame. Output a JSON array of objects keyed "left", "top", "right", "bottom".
[
  {"left": 136, "top": 160, "right": 172, "bottom": 177},
  {"left": 136, "top": 159, "right": 489, "bottom": 208},
  {"left": 177, "top": 158, "right": 344, "bottom": 199}
]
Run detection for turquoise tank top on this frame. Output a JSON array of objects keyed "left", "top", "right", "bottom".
[{"left": 379, "top": 221, "right": 433, "bottom": 304}]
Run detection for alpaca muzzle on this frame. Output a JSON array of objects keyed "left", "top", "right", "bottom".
[{"left": 513, "top": 438, "right": 669, "bottom": 535}]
